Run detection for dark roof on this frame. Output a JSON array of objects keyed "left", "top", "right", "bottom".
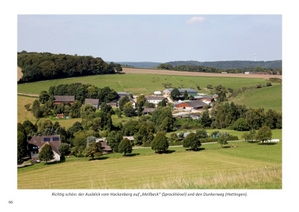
[
  {"left": 100, "top": 141, "right": 112, "bottom": 152},
  {"left": 54, "top": 95, "right": 75, "bottom": 102},
  {"left": 142, "top": 108, "right": 156, "bottom": 113},
  {"left": 187, "top": 100, "right": 206, "bottom": 109},
  {"left": 28, "top": 135, "right": 61, "bottom": 155},
  {"left": 175, "top": 100, "right": 206, "bottom": 109},
  {"left": 84, "top": 98, "right": 99, "bottom": 105},
  {"left": 146, "top": 96, "right": 165, "bottom": 101}
]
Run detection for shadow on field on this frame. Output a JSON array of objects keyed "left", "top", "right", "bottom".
[
  {"left": 155, "top": 150, "right": 176, "bottom": 154},
  {"left": 123, "top": 153, "right": 140, "bottom": 157},
  {"left": 89, "top": 156, "right": 109, "bottom": 161},
  {"left": 164, "top": 149, "right": 176, "bottom": 154},
  {"left": 258, "top": 143, "right": 278, "bottom": 146},
  {"left": 185, "top": 147, "right": 205, "bottom": 151}
]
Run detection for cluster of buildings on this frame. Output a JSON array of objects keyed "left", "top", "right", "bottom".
[
  {"left": 27, "top": 88, "right": 216, "bottom": 163},
  {"left": 53, "top": 88, "right": 216, "bottom": 117}
]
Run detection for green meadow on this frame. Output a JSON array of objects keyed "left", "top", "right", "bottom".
[
  {"left": 17, "top": 73, "right": 282, "bottom": 121},
  {"left": 18, "top": 141, "right": 282, "bottom": 189},
  {"left": 231, "top": 83, "right": 282, "bottom": 112},
  {"left": 17, "top": 72, "right": 282, "bottom": 189},
  {"left": 18, "top": 73, "right": 272, "bottom": 95}
]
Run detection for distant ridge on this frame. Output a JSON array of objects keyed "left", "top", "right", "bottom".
[
  {"left": 117, "top": 62, "right": 161, "bottom": 69},
  {"left": 166, "top": 60, "right": 282, "bottom": 70},
  {"left": 118, "top": 60, "right": 282, "bottom": 70}
]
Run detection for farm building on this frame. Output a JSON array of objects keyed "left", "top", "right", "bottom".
[
  {"left": 53, "top": 95, "right": 75, "bottom": 105},
  {"left": 84, "top": 98, "right": 100, "bottom": 108},
  {"left": 146, "top": 96, "right": 167, "bottom": 105},
  {"left": 174, "top": 100, "right": 207, "bottom": 111},
  {"left": 193, "top": 94, "right": 213, "bottom": 101},
  {"left": 27, "top": 135, "right": 61, "bottom": 162},
  {"left": 153, "top": 91, "right": 162, "bottom": 96}
]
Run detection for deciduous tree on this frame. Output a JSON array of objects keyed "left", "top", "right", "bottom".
[
  {"left": 85, "top": 141, "right": 102, "bottom": 160},
  {"left": 38, "top": 144, "right": 54, "bottom": 164},
  {"left": 151, "top": 132, "right": 169, "bottom": 153},
  {"left": 183, "top": 132, "right": 201, "bottom": 151},
  {"left": 118, "top": 138, "right": 133, "bottom": 156},
  {"left": 256, "top": 126, "right": 272, "bottom": 144}
]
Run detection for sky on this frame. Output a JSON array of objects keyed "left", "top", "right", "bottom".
[{"left": 17, "top": 14, "right": 282, "bottom": 63}]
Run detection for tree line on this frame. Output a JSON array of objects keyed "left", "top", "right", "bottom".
[{"left": 17, "top": 51, "right": 122, "bottom": 83}]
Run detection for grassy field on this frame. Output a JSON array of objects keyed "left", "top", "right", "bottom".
[
  {"left": 18, "top": 73, "right": 273, "bottom": 95},
  {"left": 17, "top": 71, "right": 283, "bottom": 189},
  {"left": 172, "top": 129, "right": 282, "bottom": 140},
  {"left": 18, "top": 141, "right": 282, "bottom": 189},
  {"left": 17, "top": 95, "right": 38, "bottom": 123},
  {"left": 231, "top": 83, "right": 282, "bottom": 112}
]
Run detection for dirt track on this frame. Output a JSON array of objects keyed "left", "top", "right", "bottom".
[{"left": 122, "top": 68, "right": 282, "bottom": 80}]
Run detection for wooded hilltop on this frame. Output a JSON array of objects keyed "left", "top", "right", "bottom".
[{"left": 17, "top": 51, "right": 123, "bottom": 83}]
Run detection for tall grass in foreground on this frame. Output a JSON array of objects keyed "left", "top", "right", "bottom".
[{"left": 140, "top": 165, "right": 282, "bottom": 189}]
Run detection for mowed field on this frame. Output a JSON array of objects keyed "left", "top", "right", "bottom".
[
  {"left": 18, "top": 141, "right": 282, "bottom": 189},
  {"left": 18, "top": 67, "right": 281, "bottom": 95}
]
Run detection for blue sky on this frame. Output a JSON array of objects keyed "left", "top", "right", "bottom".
[{"left": 17, "top": 14, "right": 282, "bottom": 62}]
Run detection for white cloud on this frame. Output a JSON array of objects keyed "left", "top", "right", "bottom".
[{"left": 187, "top": 16, "right": 206, "bottom": 24}]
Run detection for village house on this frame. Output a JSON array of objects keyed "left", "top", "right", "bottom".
[
  {"left": 116, "top": 91, "right": 136, "bottom": 108},
  {"left": 95, "top": 138, "right": 113, "bottom": 153},
  {"left": 146, "top": 96, "right": 167, "bottom": 106},
  {"left": 84, "top": 98, "right": 100, "bottom": 108},
  {"left": 107, "top": 101, "right": 118, "bottom": 108},
  {"left": 95, "top": 136, "right": 134, "bottom": 153},
  {"left": 27, "top": 135, "right": 61, "bottom": 162},
  {"left": 117, "top": 92, "right": 131, "bottom": 100},
  {"left": 142, "top": 108, "right": 156, "bottom": 114},
  {"left": 53, "top": 95, "right": 75, "bottom": 105}
]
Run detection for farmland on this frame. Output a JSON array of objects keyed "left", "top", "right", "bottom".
[
  {"left": 17, "top": 67, "right": 282, "bottom": 115},
  {"left": 18, "top": 68, "right": 279, "bottom": 95},
  {"left": 17, "top": 68, "right": 283, "bottom": 189},
  {"left": 18, "top": 141, "right": 282, "bottom": 189}
]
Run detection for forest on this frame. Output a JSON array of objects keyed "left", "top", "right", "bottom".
[
  {"left": 17, "top": 51, "right": 122, "bottom": 83},
  {"left": 157, "top": 61, "right": 282, "bottom": 74}
]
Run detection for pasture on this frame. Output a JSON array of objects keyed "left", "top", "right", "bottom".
[
  {"left": 231, "top": 83, "right": 282, "bottom": 112},
  {"left": 17, "top": 70, "right": 282, "bottom": 116},
  {"left": 18, "top": 72, "right": 274, "bottom": 95},
  {"left": 17, "top": 141, "right": 282, "bottom": 189}
]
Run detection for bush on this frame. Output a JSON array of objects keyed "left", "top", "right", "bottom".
[
  {"left": 200, "top": 137, "right": 218, "bottom": 143},
  {"left": 233, "top": 118, "right": 249, "bottom": 131},
  {"left": 207, "top": 84, "right": 213, "bottom": 89},
  {"left": 228, "top": 135, "right": 239, "bottom": 141}
]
